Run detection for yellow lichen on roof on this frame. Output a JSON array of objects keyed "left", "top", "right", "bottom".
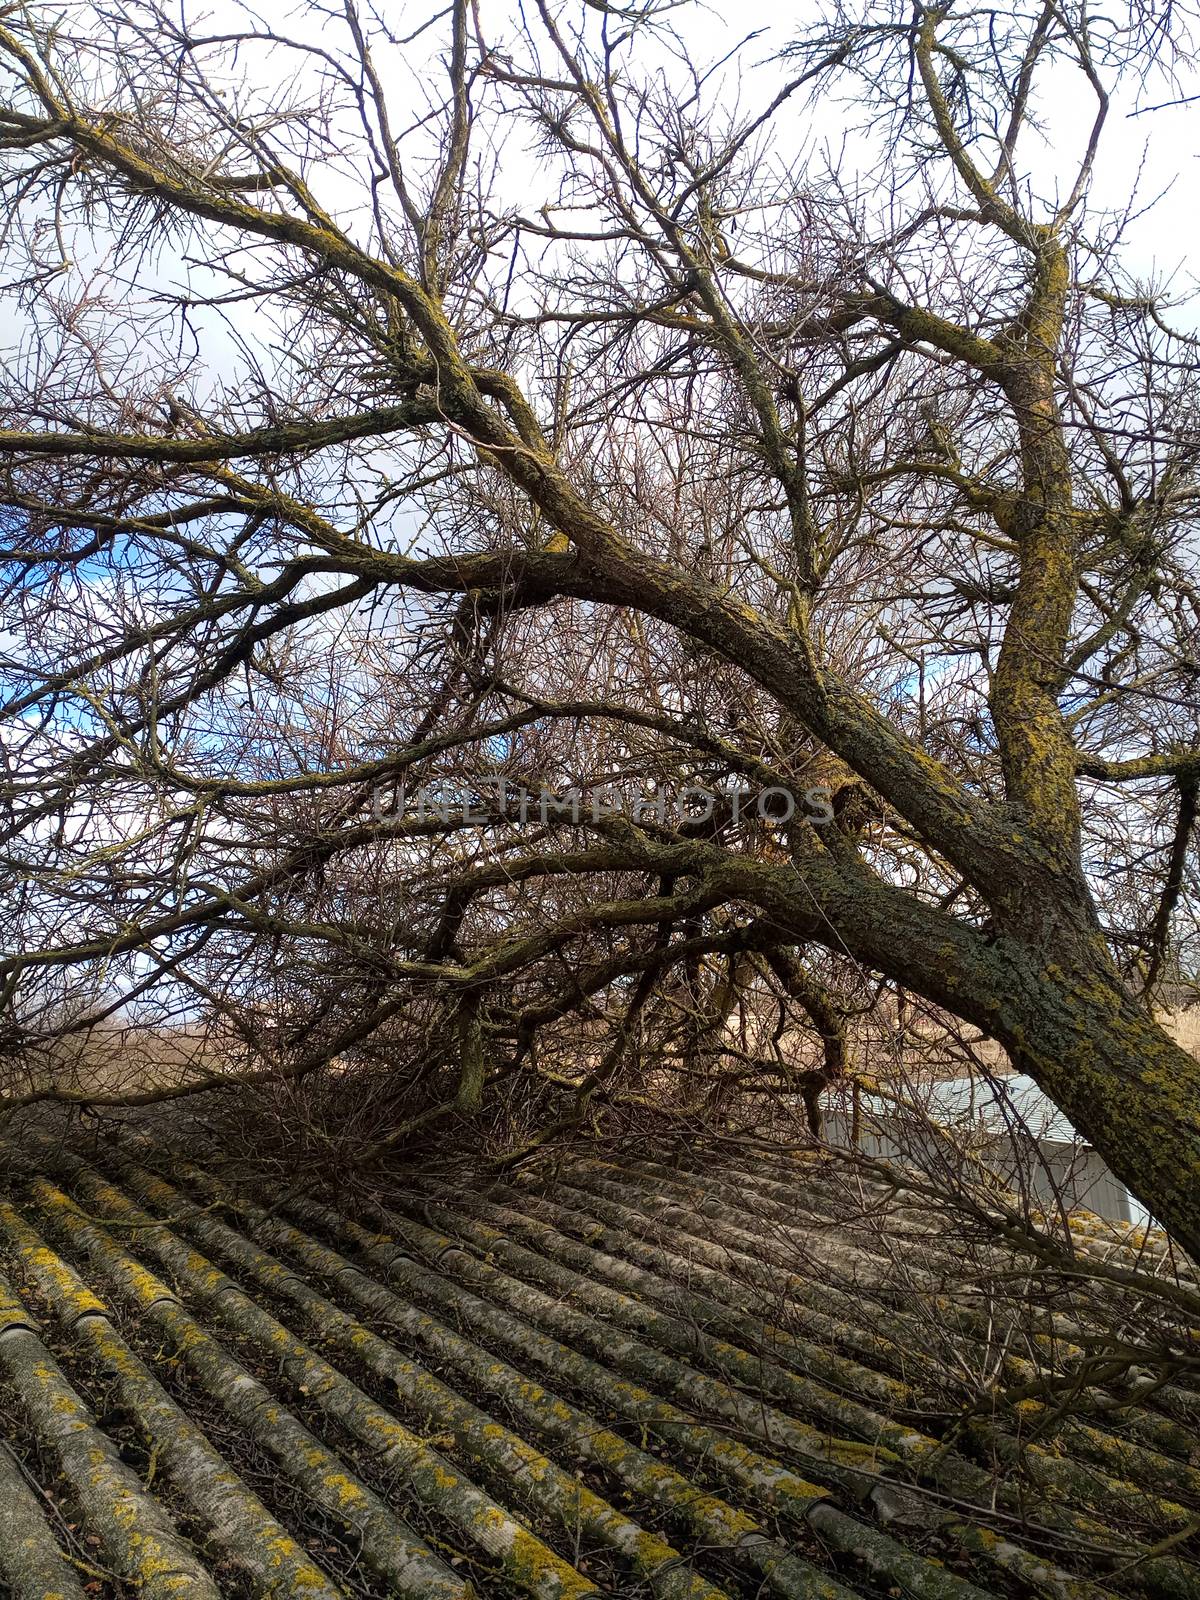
[{"left": 0, "top": 1137, "right": 1196, "bottom": 1600}]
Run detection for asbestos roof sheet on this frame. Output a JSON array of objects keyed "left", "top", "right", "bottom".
[{"left": 0, "top": 1138, "right": 1196, "bottom": 1600}]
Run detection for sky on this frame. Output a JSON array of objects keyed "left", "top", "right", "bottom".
[{"left": 2, "top": 0, "right": 1198, "bottom": 394}]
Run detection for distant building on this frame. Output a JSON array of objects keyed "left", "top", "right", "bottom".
[
  {"left": 753, "top": 997, "right": 1200, "bottom": 1226},
  {"left": 823, "top": 1076, "right": 1137, "bottom": 1222}
]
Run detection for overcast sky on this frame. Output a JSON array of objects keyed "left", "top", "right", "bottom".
[{"left": 2, "top": 1, "right": 1197, "bottom": 400}]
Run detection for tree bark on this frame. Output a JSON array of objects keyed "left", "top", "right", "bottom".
[{"left": 989, "top": 948, "right": 1200, "bottom": 1253}]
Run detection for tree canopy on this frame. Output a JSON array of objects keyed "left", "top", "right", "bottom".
[{"left": 1, "top": 0, "right": 1199, "bottom": 1244}]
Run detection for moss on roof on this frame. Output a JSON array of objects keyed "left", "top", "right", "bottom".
[{"left": 0, "top": 1139, "right": 1196, "bottom": 1600}]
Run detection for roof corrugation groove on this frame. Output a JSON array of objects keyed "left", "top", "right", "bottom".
[{"left": 0, "top": 1137, "right": 1196, "bottom": 1600}]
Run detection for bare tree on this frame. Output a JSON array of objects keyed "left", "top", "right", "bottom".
[{"left": 1, "top": 0, "right": 1199, "bottom": 1243}]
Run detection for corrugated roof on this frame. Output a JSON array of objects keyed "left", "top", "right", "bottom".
[{"left": 0, "top": 1138, "right": 1196, "bottom": 1600}]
